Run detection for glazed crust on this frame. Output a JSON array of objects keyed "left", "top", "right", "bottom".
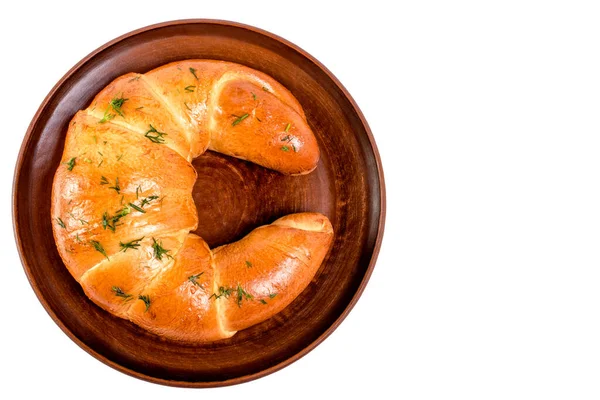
[
  {"left": 213, "top": 213, "right": 334, "bottom": 332},
  {"left": 51, "top": 60, "right": 332, "bottom": 342}
]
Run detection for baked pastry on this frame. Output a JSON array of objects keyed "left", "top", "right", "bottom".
[{"left": 51, "top": 60, "right": 333, "bottom": 342}]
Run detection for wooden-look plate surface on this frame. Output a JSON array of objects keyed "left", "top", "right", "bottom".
[{"left": 13, "top": 20, "right": 385, "bottom": 387}]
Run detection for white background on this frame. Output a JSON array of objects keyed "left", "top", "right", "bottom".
[{"left": 2, "top": 0, "right": 600, "bottom": 398}]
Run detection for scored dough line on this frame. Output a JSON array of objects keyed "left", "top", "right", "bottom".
[
  {"left": 140, "top": 76, "right": 197, "bottom": 159},
  {"left": 78, "top": 227, "right": 192, "bottom": 284},
  {"left": 123, "top": 229, "right": 191, "bottom": 317},
  {"left": 209, "top": 244, "right": 236, "bottom": 337},
  {"left": 83, "top": 108, "right": 192, "bottom": 164}
]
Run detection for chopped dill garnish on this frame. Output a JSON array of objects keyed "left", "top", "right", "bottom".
[
  {"left": 151, "top": 238, "right": 172, "bottom": 260},
  {"left": 128, "top": 203, "right": 145, "bottom": 213},
  {"left": 112, "top": 286, "right": 132, "bottom": 299},
  {"left": 108, "top": 177, "right": 120, "bottom": 194},
  {"left": 188, "top": 272, "right": 204, "bottom": 286},
  {"left": 101, "top": 212, "right": 110, "bottom": 231},
  {"left": 108, "top": 95, "right": 127, "bottom": 117},
  {"left": 98, "top": 112, "right": 114, "bottom": 124},
  {"left": 90, "top": 240, "right": 108, "bottom": 259},
  {"left": 138, "top": 295, "right": 151, "bottom": 312},
  {"left": 99, "top": 95, "right": 128, "bottom": 123},
  {"left": 64, "top": 157, "right": 76, "bottom": 171},
  {"left": 100, "top": 176, "right": 109, "bottom": 185},
  {"left": 144, "top": 124, "right": 167, "bottom": 144},
  {"left": 119, "top": 237, "right": 144, "bottom": 252},
  {"left": 232, "top": 113, "right": 249, "bottom": 126},
  {"left": 102, "top": 206, "right": 131, "bottom": 232},
  {"left": 184, "top": 85, "right": 195, "bottom": 92},
  {"left": 235, "top": 284, "right": 253, "bottom": 307},
  {"left": 139, "top": 195, "right": 159, "bottom": 207},
  {"left": 280, "top": 134, "right": 298, "bottom": 152},
  {"left": 189, "top": 67, "right": 199, "bottom": 80},
  {"left": 56, "top": 217, "right": 66, "bottom": 229},
  {"left": 209, "top": 286, "right": 233, "bottom": 300}
]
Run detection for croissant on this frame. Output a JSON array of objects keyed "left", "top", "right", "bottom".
[{"left": 51, "top": 60, "right": 333, "bottom": 342}]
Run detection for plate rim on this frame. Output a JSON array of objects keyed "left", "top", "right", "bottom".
[{"left": 12, "top": 18, "right": 386, "bottom": 388}]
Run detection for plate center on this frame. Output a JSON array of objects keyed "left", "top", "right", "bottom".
[{"left": 190, "top": 150, "right": 334, "bottom": 248}]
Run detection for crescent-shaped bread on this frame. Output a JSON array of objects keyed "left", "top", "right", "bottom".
[{"left": 51, "top": 60, "right": 333, "bottom": 342}]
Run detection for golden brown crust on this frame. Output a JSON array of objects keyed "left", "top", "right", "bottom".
[
  {"left": 51, "top": 112, "right": 198, "bottom": 280},
  {"left": 143, "top": 60, "right": 318, "bottom": 172},
  {"left": 87, "top": 73, "right": 195, "bottom": 161},
  {"left": 79, "top": 233, "right": 188, "bottom": 318},
  {"left": 213, "top": 213, "right": 334, "bottom": 332},
  {"left": 208, "top": 79, "right": 319, "bottom": 175},
  {"left": 128, "top": 234, "right": 235, "bottom": 342},
  {"left": 51, "top": 60, "right": 331, "bottom": 342}
]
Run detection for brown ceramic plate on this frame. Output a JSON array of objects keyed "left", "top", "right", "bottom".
[{"left": 13, "top": 19, "right": 385, "bottom": 387}]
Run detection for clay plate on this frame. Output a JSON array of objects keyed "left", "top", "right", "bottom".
[{"left": 13, "top": 19, "right": 385, "bottom": 387}]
